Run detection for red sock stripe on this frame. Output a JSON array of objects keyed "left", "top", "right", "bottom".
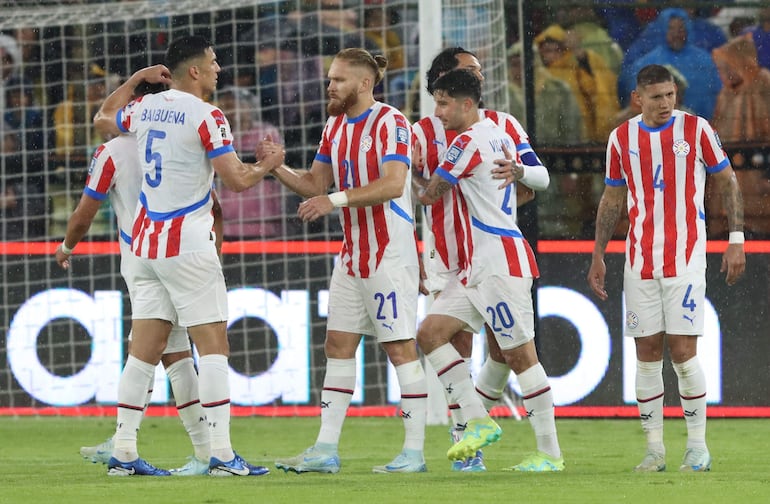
[
  {"left": 401, "top": 393, "right": 428, "bottom": 399},
  {"left": 475, "top": 387, "right": 501, "bottom": 402},
  {"left": 176, "top": 399, "right": 201, "bottom": 410},
  {"left": 522, "top": 386, "right": 551, "bottom": 400},
  {"left": 201, "top": 399, "right": 230, "bottom": 408},
  {"left": 117, "top": 403, "right": 145, "bottom": 412},
  {"left": 437, "top": 359, "right": 464, "bottom": 376},
  {"left": 637, "top": 392, "right": 665, "bottom": 403},
  {"left": 322, "top": 387, "right": 354, "bottom": 395},
  {"left": 448, "top": 403, "right": 460, "bottom": 411},
  {"left": 680, "top": 392, "right": 707, "bottom": 400}
]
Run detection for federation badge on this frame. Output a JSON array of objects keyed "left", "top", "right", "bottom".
[
  {"left": 361, "top": 135, "right": 373, "bottom": 152},
  {"left": 396, "top": 127, "right": 408, "bottom": 144},
  {"left": 672, "top": 139, "right": 690, "bottom": 157},
  {"left": 626, "top": 310, "right": 639, "bottom": 330},
  {"left": 446, "top": 145, "right": 463, "bottom": 164}
]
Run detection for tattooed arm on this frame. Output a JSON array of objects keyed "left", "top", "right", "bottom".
[
  {"left": 712, "top": 165, "right": 746, "bottom": 285},
  {"left": 587, "top": 184, "right": 627, "bottom": 300},
  {"left": 419, "top": 175, "right": 454, "bottom": 206}
]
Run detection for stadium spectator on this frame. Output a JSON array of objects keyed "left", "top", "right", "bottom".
[
  {"left": 588, "top": 64, "right": 745, "bottom": 474},
  {"left": 0, "top": 33, "right": 22, "bottom": 126},
  {"left": 92, "top": 35, "right": 284, "bottom": 476},
  {"left": 555, "top": 3, "right": 624, "bottom": 75},
  {"left": 617, "top": 8, "right": 722, "bottom": 118},
  {"left": 272, "top": 48, "right": 428, "bottom": 475},
  {"left": 215, "top": 86, "right": 286, "bottom": 239},
  {"left": 534, "top": 24, "right": 620, "bottom": 144},
  {"left": 417, "top": 68, "right": 563, "bottom": 472},
  {"left": 738, "top": 7, "right": 770, "bottom": 72},
  {"left": 362, "top": 3, "right": 408, "bottom": 108}
]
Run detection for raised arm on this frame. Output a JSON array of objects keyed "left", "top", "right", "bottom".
[
  {"left": 93, "top": 65, "right": 172, "bottom": 138},
  {"left": 587, "top": 184, "right": 627, "bottom": 300}
]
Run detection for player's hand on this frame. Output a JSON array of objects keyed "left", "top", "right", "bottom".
[
  {"left": 721, "top": 243, "right": 746, "bottom": 286},
  {"left": 136, "top": 64, "right": 172, "bottom": 86},
  {"left": 256, "top": 137, "right": 285, "bottom": 170},
  {"left": 298, "top": 195, "right": 334, "bottom": 222},
  {"left": 491, "top": 142, "right": 524, "bottom": 189},
  {"left": 55, "top": 245, "right": 71, "bottom": 270},
  {"left": 586, "top": 256, "right": 608, "bottom": 301},
  {"left": 418, "top": 256, "right": 429, "bottom": 296}
]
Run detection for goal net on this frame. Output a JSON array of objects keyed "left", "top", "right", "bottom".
[{"left": 0, "top": 0, "right": 508, "bottom": 413}]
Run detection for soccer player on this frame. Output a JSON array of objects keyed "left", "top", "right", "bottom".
[
  {"left": 56, "top": 80, "right": 213, "bottom": 477},
  {"left": 587, "top": 64, "right": 745, "bottom": 473},
  {"left": 93, "top": 35, "right": 285, "bottom": 476},
  {"left": 417, "top": 68, "right": 564, "bottom": 472},
  {"left": 412, "top": 46, "right": 537, "bottom": 472},
  {"left": 271, "top": 48, "right": 428, "bottom": 474}
]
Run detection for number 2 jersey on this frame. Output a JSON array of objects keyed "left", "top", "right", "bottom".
[
  {"left": 117, "top": 89, "right": 232, "bottom": 258},
  {"left": 606, "top": 109, "right": 730, "bottom": 279},
  {"left": 315, "top": 101, "right": 417, "bottom": 278},
  {"left": 436, "top": 118, "right": 540, "bottom": 287}
]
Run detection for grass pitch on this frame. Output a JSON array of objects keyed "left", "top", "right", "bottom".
[{"left": 0, "top": 416, "right": 767, "bottom": 504}]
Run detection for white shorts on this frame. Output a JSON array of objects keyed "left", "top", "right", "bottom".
[
  {"left": 623, "top": 268, "right": 705, "bottom": 337},
  {"left": 429, "top": 275, "right": 535, "bottom": 350},
  {"left": 121, "top": 245, "right": 191, "bottom": 354},
  {"left": 128, "top": 249, "right": 228, "bottom": 327},
  {"left": 327, "top": 259, "right": 418, "bottom": 343}
]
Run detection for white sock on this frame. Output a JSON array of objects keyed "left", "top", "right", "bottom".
[
  {"left": 143, "top": 368, "right": 156, "bottom": 409},
  {"left": 198, "top": 354, "right": 233, "bottom": 462},
  {"left": 636, "top": 360, "right": 665, "bottom": 454},
  {"left": 315, "top": 358, "right": 356, "bottom": 448},
  {"left": 475, "top": 357, "right": 511, "bottom": 411},
  {"left": 426, "top": 344, "right": 487, "bottom": 421},
  {"left": 166, "top": 357, "right": 210, "bottom": 461},
  {"left": 672, "top": 356, "right": 708, "bottom": 450},
  {"left": 113, "top": 355, "right": 156, "bottom": 462},
  {"left": 448, "top": 358, "right": 471, "bottom": 437},
  {"left": 395, "top": 360, "right": 427, "bottom": 452},
  {"left": 518, "top": 363, "right": 560, "bottom": 459}
]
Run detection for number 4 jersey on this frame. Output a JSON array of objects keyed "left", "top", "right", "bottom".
[{"left": 117, "top": 89, "right": 232, "bottom": 258}]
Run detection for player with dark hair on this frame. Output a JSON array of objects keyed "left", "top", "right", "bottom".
[
  {"left": 417, "top": 68, "right": 563, "bottom": 472},
  {"left": 93, "top": 34, "right": 285, "bottom": 476},
  {"left": 412, "top": 46, "right": 538, "bottom": 471},
  {"left": 587, "top": 64, "right": 745, "bottom": 472},
  {"left": 271, "top": 48, "right": 428, "bottom": 475}
]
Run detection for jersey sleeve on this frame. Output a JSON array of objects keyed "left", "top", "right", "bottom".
[
  {"left": 698, "top": 117, "right": 730, "bottom": 174},
  {"left": 83, "top": 143, "right": 115, "bottom": 200},
  {"left": 436, "top": 133, "right": 481, "bottom": 184},
  {"left": 200, "top": 106, "right": 235, "bottom": 159},
  {"left": 605, "top": 128, "right": 627, "bottom": 186},
  {"left": 117, "top": 96, "right": 145, "bottom": 134},
  {"left": 314, "top": 116, "right": 337, "bottom": 164},
  {"left": 378, "top": 111, "right": 411, "bottom": 166}
]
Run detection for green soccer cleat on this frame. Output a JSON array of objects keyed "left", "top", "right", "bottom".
[
  {"left": 634, "top": 451, "right": 666, "bottom": 472},
  {"left": 679, "top": 448, "right": 711, "bottom": 472},
  {"left": 372, "top": 449, "right": 427, "bottom": 474},
  {"left": 446, "top": 416, "right": 502, "bottom": 461},
  {"left": 169, "top": 456, "right": 210, "bottom": 476},
  {"left": 504, "top": 451, "right": 565, "bottom": 472},
  {"left": 80, "top": 437, "right": 113, "bottom": 465},
  {"left": 275, "top": 446, "right": 341, "bottom": 474}
]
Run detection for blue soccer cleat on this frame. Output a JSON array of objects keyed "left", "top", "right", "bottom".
[
  {"left": 372, "top": 449, "right": 427, "bottom": 473},
  {"left": 275, "top": 445, "right": 341, "bottom": 474},
  {"left": 170, "top": 456, "right": 210, "bottom": 476},
  {"left": 80, "top": 437, "right": 113, "bottom": 465},
  {"left": 107, "top": 456, "right": 171, "bottom": 476},
  {"left": 209, "top": 452, "right": 270, "bottom": 476}
]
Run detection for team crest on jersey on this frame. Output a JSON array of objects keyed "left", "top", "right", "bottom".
[
  {"left": 626, "top": 310, "right": 639, "bottom": 329},
  {"left": 446, "top": 145, "right": 463, "bottom": 164},
  {"left": 672, "top": 139, "right": 690, "bottom": 157},
  {"left": 361, "top": 135, "right": 373, "bottom": 152}
]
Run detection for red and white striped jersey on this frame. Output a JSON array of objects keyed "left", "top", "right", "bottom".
[
  {"left": 606, "top": 110, "right": 730, "bottom": 279},
  {"left": 436, "top": 118, "right": 539, "bottom": 286},
  {"left": 316, "top": 102, "right": 417, "bottom": 278},
  {"left": 118, "top": 89, "right": 233, "bottom": 259},
  {"left": 83, "top": 135, "right": 141, "bottom": 246},
  {"left": 413, "top": 109, "right": 532, "bottom": 276}
]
